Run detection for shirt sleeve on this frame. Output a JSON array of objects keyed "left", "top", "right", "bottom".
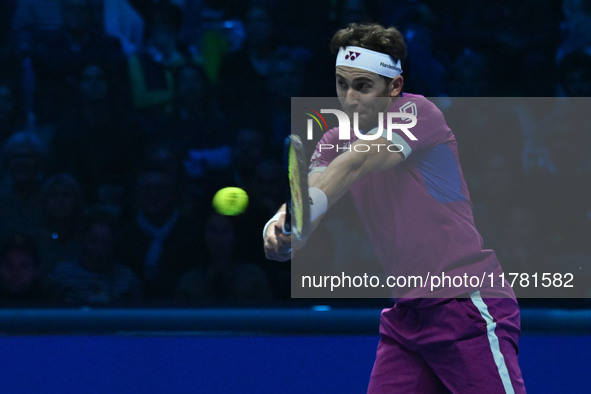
[
  {"left": 366, "top": 95, "right": 454, "bottom": 159},
  {"left": 308, "top": 127, "right": 342, "bottom": 174}
]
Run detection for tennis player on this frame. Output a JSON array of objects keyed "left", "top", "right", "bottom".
[{"left": 264, "top": 23, "right": 525, "bottom": 393}]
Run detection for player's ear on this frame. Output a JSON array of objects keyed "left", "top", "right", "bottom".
[{"left": 389, "top": 76, "right": 403, "bottom": 97}]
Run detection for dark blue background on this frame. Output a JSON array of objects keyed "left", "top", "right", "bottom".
[{"left": 0, "top": 334, "right": 588, "bottom": 393}]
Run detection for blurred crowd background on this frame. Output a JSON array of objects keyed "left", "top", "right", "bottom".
[{"left": 0, "top": 0, "right": 590, "bottom": 307}]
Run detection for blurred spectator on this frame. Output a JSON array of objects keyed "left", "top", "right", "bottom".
[
  {"left": 444, "top": 98, "right": 522, "bottom": 192},
  {"left": 557, "top": 50, "right": 591, "bottom": 96},
  {"left": 497, "top": 0, "right": 560, "bottom": 96},
  {"left": 175, "top": 212, "right": 273, "bottom": 303},
  {"left": 148, "top": 63, "right": 227, "bottom": 158},
  {"left": 261, "top": 46, "right": 311, "bottom": 148},
  {"left": 10, "top": 0, "right": 65, "bottom": 54},
  {"left": 120, "top": 162, "right": 202, "bottom": 302},
  {"left": 185, "top": 127, "right": 266, "bottom": 204},
  {"left": 137, "top": 145, "right": 194, "bottom": 213},
  {"left": 34, "top": 173, "right": 85, "bottom": 277},
  {"left": 472, "top": 153, "right": 530, "bottom": 251},
  {"left": 228, "top": 127, "right": 267, "bottom": 188},
  {"left": 246, "top": 158, "right": 284, "bottom": 219},
  {"left": 184, "top": 46, "right": 310, "bottom": 196},
  {"left": 398, "top": 1, "right": 448, "bottom": 96},
  {"left": 0, "top": 233, "right": 46, "bottom": 304},
  {"left": 557, "top": 0, "right": 591, "bottom": 62},
  {"left": 522, "top": 100, "right": 591, "bottom": 177},
  {"left": 522, "top": 99, "right": 591, "bottom": 303},
  {"left": 446, "top": 47, "right": 493, "bottom": 97},
  {"left": 52, "top": 60, "right": 143, "bottom": 211},
  {"left": 526, "top": 104, "right": 591, "bottom": 255},
  {"left": 46, "top": 208, "right": 141, "bottom": 305},
  {"left": 217, "top": 4, "right": 283, "bottom": 126},
  {"left": 127, "top": 1, "right": 196, "bottom": 128},
  {"left": 267, "top": 1, "right": 333, "bottom": 95},
  {"left": 495, "top": 205, "right": 543, "bottom": 275},
  {"left": 219, "top": 3, "right": 277, "bottom": 79},
  {"left": 0, "top": 131, "right": 47, "bottom": 240},
  {"left": 31, "top": 0, "right": 125, "bottom": 123},
  {"left": 103, "top": 0, "right": 145, "bottom": 55},
  {"left": 233, "top": 157, "right": 285, "bottom": 268},
  {"left": 0, "top": 79, "right": 25, "bottom": 147},
  {"left": 173, "top": 63, "right": 226, "bottom": 147},
  {"left": 177, "top": 0, "right": 246, "bottom": 84},
  {"left": 438, "top": 0, "right": 559, "bottom": 96},
  {"left": 332, "top": 0, "right": 379, "bottom": 25},
  {"left": 545, "top": 117, "right": 591, "bottom": 176}
]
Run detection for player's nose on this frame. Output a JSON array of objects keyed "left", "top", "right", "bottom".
[{"left": 343, "top": 88, "right": 360, "bottom": 106}]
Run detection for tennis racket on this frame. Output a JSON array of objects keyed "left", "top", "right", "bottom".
[{"left": 282, "top": 134, "right": 309, "bottom": 241}]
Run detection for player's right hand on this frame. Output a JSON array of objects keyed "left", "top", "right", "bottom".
[{"left": 264, "top": 213, "right": 292, "bottom": 262}]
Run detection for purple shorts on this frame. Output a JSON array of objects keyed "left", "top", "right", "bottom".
[{"left": 367, "top": 292, "right": 526, "bottom": 393}]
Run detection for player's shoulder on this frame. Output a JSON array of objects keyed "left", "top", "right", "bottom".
[
  {"left": 390, "top": 93, "right": 445, "bottom": 122},
  {"left": 393, "top": 93, "right": 441, "bottom": 113}
]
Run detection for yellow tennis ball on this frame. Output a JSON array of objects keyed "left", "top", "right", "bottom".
[{"left": 212, "top": 187, "right": 249, "bottom": 216}]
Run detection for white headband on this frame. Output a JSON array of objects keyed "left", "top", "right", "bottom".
[{"left": 336, "top": 46, "right": 402, "bottom": 78}]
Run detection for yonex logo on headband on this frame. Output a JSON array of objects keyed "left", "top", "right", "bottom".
[
  {"left": 345, "top": 51, "right": 361, "bottom": 61},
  {"left": 336, "top": 46, "right": 402, "bottom": 78}
]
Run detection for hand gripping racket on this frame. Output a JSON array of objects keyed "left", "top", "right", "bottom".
[{"left": 282, "top": 134, "right": 309, "bottom": 240}]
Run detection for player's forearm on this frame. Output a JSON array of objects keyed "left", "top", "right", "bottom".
[
  {"left": 310, "top": 139, "right": 404, "bottom": 209},
  {"left": 309, "top": 152, "right": 366, "bottom": 209}
]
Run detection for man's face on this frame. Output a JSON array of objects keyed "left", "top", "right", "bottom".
[
  {"left": 335, "top": 66, "right": 396, "bottom": 131},
  {"left": 80, "top": 65, "right": 107, "bottom": 101},
  {"left": 176, "top": 66, "right": 205, "bottom": 103},
  {"left": 139, "top": 172, "right": 177, "bottom": 216},
  {"left": 246, "top": 6, "right": 272, "bottom": 46},
  {"left": 46, "top": 183, "right": 78, "bottom": 220},
  {"left": 268, "top": 60, "right": 302, "bottom": 99}
]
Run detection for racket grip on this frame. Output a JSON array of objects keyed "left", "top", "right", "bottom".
[{"left": 282, "top": 213, "right": 292, "bottom": 235}]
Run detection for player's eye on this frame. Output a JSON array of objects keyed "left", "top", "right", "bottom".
[
  {"left": 337, "top": 79, "right": 348, "bottom": 89},
  {"left": 355, "top": 82, "right": 372, "bottom": 92}
]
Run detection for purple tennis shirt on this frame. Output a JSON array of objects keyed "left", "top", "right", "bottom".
[{"left": 309, "top": 93, "right": 514, "bottom": 301}]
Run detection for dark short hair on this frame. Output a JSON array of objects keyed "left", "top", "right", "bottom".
[
  {"left": 330, "top": 23, "right": 407, "bottom": 65},
  {"left": 42, "top": 173, "right": 84, "bottom": 213}
]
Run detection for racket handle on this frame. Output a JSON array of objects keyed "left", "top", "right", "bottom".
[{"left": 282, "top": 211, "right": 292, "bottom": 234}]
